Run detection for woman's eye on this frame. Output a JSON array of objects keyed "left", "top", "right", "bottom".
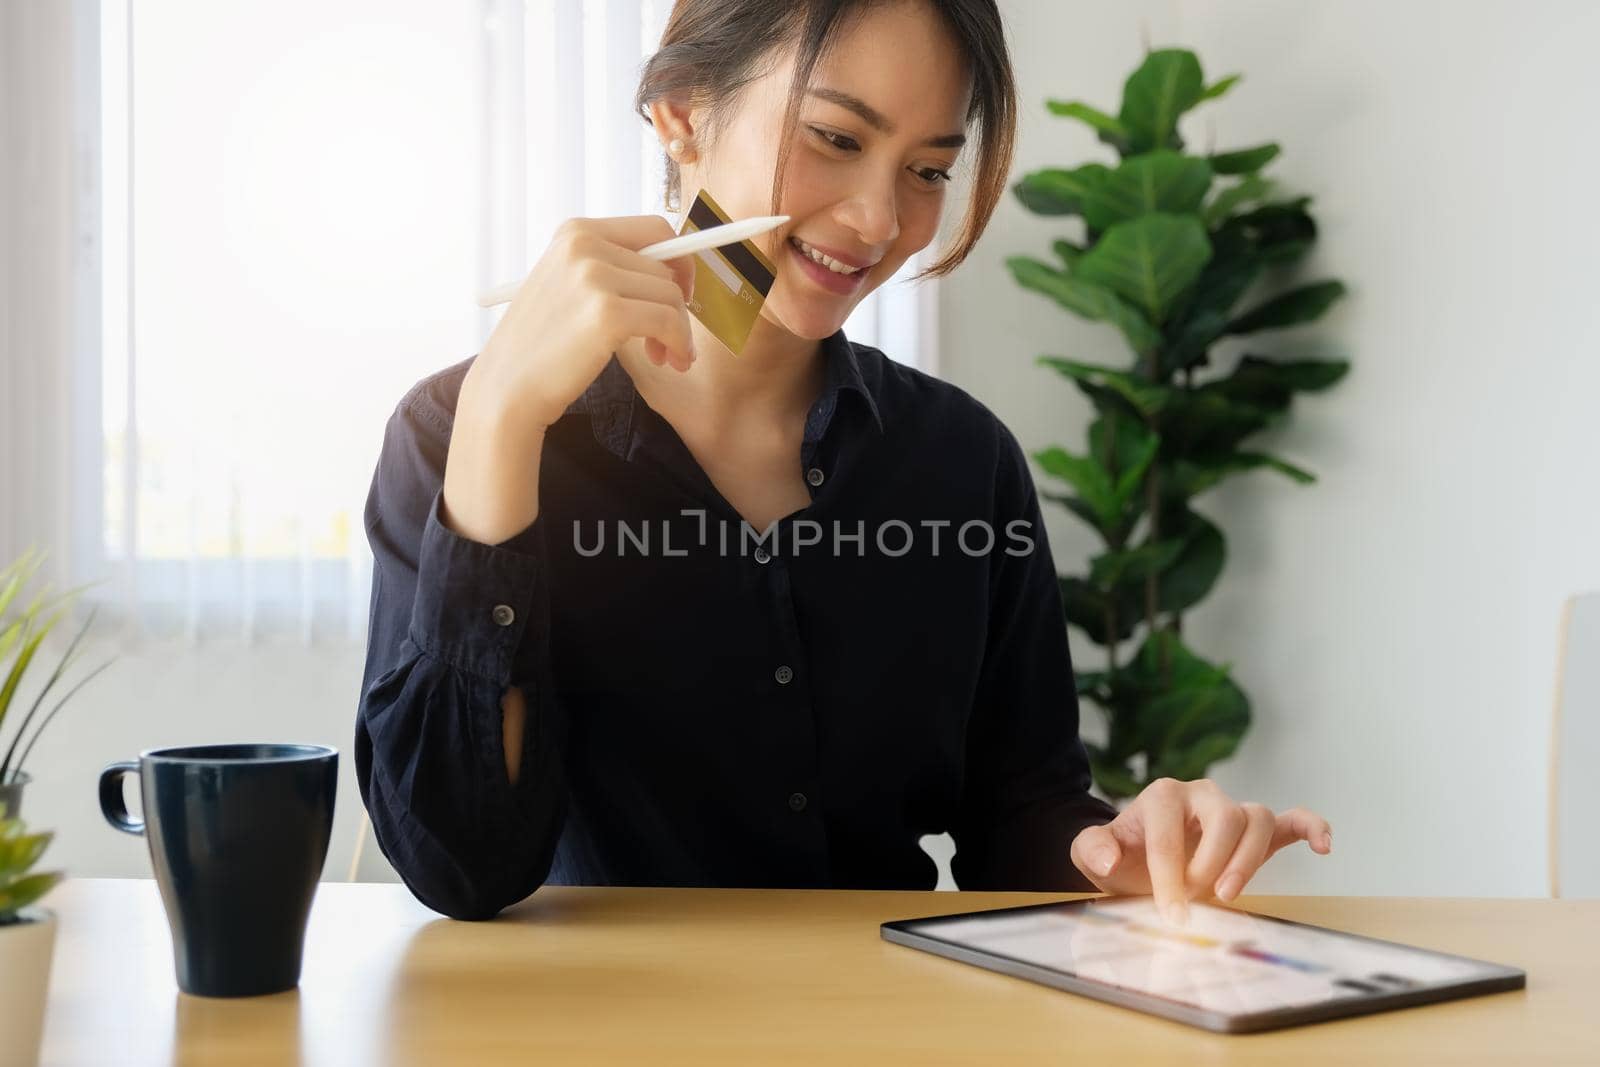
[
  {"left": 811, "top": 127, "right": 859, "bottom": 152},
  {"left": 809, "top": 126, "right": 949, "bottom": 186}
]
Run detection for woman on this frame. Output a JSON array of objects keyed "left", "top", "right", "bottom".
[{"left": 356, "top": 0, "right": 1332, "bottom": 924}]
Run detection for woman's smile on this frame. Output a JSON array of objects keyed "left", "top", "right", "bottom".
[{"left": 786, "top": 234, "right": 871, "bottom": 295}]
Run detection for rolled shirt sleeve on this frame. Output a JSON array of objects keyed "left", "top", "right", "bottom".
[
  {"left": 356, "top": 386, "right": 568, "bottom": 920},
  {"left": 951, "top": 420, "right": 1118, "bottom": 892}
]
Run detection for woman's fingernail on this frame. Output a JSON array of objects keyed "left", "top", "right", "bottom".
[
  {"left": 1217, "top": 873, "right": 1244, "bottom": 901},
  {"left": 1321, "top": 832, "right": 1332, "bottom": 851},
  {"left": 1164, "top": 901, "right": 1188, "bottom": 927},
  {"left": 1094, "top": 850, "right": 1116, "bottom": 875}
]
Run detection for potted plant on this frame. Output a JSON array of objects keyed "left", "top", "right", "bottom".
[
  {"left": 0, "top": 800, "right": 63, "bottom": 1067},
  {"left": 0, "top": 546, "right": 118, "bottom": 816},
  {"left": 1007, "top": 47, "right": 1350, "bottom": 801}
]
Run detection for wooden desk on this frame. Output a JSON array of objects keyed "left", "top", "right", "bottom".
[{"left": 39, "top": 879, "right": 1597, "bottom": 1064}]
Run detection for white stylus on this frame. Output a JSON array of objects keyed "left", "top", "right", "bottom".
[{"left": 476, "top": 213, "right": 790, "bottom": 308}]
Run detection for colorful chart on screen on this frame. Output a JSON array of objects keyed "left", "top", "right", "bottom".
[{"left": 882, "top": 897, "right": 1524, "bottom": 1033}]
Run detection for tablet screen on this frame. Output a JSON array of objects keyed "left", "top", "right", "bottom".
[{"left": 898, "top": 897, "right": 1505, "bottom": 1016}]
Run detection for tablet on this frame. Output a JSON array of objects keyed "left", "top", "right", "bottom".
[{"left": 881, "top": 896, "right": 1525, "bottom": 1033}]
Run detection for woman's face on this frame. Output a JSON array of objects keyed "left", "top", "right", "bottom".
[{"left": 678, "top": 0, "right": 974, "bottom": 341}]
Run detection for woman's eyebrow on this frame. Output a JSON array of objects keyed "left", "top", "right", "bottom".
[{"left": 807, "top": 87, "right": 967, "bottom": 148}]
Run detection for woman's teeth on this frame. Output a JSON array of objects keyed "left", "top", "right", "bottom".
[{"left": 791, "top": 236, "right": 862, "bottom": 275}]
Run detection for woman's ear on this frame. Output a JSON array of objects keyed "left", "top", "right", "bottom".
[{"left": 647, "top": 97, "right": 700, "bottom": 162}]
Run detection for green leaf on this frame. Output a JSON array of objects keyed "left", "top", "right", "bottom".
[
  {"left": 1204, "top": 175, "right": 1275, "bottom": 226},
  {"left": 1074, "top": 214, "right": 1213, "bottom": 324},
  {"left": 1158, "top": 390, "right": 1279, "bottom": 456},
  {"left": 1227, "top": 280, "right": 1347, "bottom": 334},
  {"left": 1006, "top": 256, "right": 1162, "bottom": 354},
  {"left": 1209, "top": 143, "right": 1279, "bottom": 175},
  {"left": 1040, "top": 491, "right": 1108, "bottom": 536},
  {"left": 0, "top": 605, "right": 69, "bottom": 737},
  {"left": 1071, "top": 379, "right": 1146, "bottom": 425},
  {"left": 1146, "top": 684, "right": 1249, "bottom": 778},
  {"left": 1237, "top": 452, "right": 1315, "bottom": 483},
  {"left": 1158, "top": 731, "right": 1247, "bottom": 781},
  {"left": 1090, "top": 539, "right": 1187, "bottom": 588},
  {"left": 1087, "top": 752, "right": 1145, "bottom": 800},
  {"left": 0, "top": 829, "right": 50, "bottom": 879},
  {"left": 1200, "top": 73, "right": 1242, "bottom": 101},
  {"left": 1164, "top": 240, "right": 1272, "bottom": 369},
  {"left": 0, "top": 621, "right": 23, "bottom": 677},
  {"left": 1111, "top": 431, "right": 1160, "bottom": 505},
  {"left": 1075, "top": 670, "right": 1110, "bottom": 698},
  {"left": 1089, "top": 411, "right": 1146, "bottom": 472},
  {"left": 1052, "top": 239, "right": 1085, "bottom": 268},
  {"left": 1096, "top": 677, "right": 1151, "bottom": 763},
  {"left": 1126, "top": 632, "right": 1251, "bottom": 781},
  {"left": 1037, "top": 357, "right": 1173, "bottom": 418},
  {"left": 0, "top": 549, "right": 47, "bottom": 623},
  {"left": 1040, "top": 410, "right": 1156, "bottom": 543},
  {"left": 1171, "top": 451, "right": 1315, "bottom": 495},
  {"left": 1129, "top": 629, "right": 1226, "bottom": 689},
  {"left": 1165, "top": 211, "right": 1339, "bottom": 374},
  {"left": 1087, "top": 413, "right": 1160, "bottom": 536},
  {"left": 0, "top": 870, "right": 63, "bottom": 914},
  {"left": 1199, "top": 355, "right": 1351, "bottom": 410},
  {"left": 1154, "top": 506, "right": 1226, "bottom": 613},
  {"left": 1046, "top": 100, "right": 1131, "bottom": 148},
  {"left": 1012, "top": 164, "right": 1112, "bottom": 216},
  {"left": 1081, "top": 151, "right": 1214, "bottom": 231},
  {"left": 1118, "top": 49, "right": 1205, "bottom": 153},
  {"left": 1060, "top": 576, "right": 1141, "bottom": 645},
  {"left": 1216, "top": 199, "right": 1318, "bottom": 263},
  {"left": 1034, "top": 447, "right": 1118, "bottom": 529}
]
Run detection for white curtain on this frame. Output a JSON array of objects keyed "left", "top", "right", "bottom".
[
  {"left": 5, "top": 0, "right": 940, "bottom": 652},
  {"left": 1, "top": 0, "right": 97, "bottom": 633}
]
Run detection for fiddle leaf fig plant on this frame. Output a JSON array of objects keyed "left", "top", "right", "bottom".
[
  {"left": 0, "top": 801, "right": 62, "bottom": 923},
  {"left": 1009, "top": 48, "right": 1350, "bottom": 800}
]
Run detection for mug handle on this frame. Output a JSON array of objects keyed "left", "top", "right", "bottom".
[{"left": 98, "top": 761, "right": 145, "bottom": 835}]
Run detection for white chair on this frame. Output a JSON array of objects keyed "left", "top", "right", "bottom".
[
  {"left": 346, "top": 809, "right": 400, "bottom": 883},
  {"left": 1548, "top": 592, "right": 1600, "bottom": 898}
]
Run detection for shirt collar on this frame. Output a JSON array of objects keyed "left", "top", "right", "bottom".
[{"left": 563, "top": 326, "right": 884, "bottom": 460}]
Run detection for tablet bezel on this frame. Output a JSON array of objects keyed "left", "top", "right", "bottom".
[{"left": 880, "top": 897, "right": 1526, "bottom": 1034}]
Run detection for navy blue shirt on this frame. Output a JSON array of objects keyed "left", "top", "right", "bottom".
[{"left": 356, "top": 327, "right": 1115, "bottom": 920}]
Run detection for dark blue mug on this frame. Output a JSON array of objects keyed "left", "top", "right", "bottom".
[{"left": 98, "top": 743, "right": 337, "bottom": 997}]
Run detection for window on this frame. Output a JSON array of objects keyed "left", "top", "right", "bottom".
[{"left": 79, "top": 0, "right": 938, "bottom": 646}]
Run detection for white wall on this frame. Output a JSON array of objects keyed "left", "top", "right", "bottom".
[{"left": 942, "top": 0, "right": 1600, "bottom": 896}]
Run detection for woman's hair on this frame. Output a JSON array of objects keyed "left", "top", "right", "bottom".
[{"left": 634, "top": 0, "right": 1015, "bottom": 280}]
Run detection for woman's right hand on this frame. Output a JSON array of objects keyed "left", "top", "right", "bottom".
[{"left": 462, "top": 215, "right": 698, "bottom": 432}]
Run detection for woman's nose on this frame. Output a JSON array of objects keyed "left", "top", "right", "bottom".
[{"left": 840, "top": 181, "right": 901, "bottom": 248}]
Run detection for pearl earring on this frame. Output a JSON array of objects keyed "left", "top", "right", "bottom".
[{"left": 667, "top": 137, "right": 685, "bottom": 158}]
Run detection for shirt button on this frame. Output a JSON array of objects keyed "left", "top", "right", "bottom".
[
  {"left": 491, "top": 604, "right": 516, "bottom": 626},
  {"left": 806, "top": 467, "right": 825, "bottom": 487},
  {"left": 788, "top": 791, "right": 808, "bottom": 812},
  {"left": 774, "top": 665, "right": 793, "bottom": 685},
  {"left": 753, "top": 547, "right": 771, "bottom": 564}
]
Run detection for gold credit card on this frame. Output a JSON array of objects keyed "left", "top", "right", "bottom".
[{"left": 675, "top": 188, "right": 778, "bottom": 356}]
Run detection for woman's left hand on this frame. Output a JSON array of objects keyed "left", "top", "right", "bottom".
[{"left": 1069, "top": 777, "right": 1333, "bottom": 927}]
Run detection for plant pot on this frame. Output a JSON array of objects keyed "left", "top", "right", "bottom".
[
  {"left": 0, "top": 769, "right": 30, "bottom": 819},
  {"left": 0, "top": 907, "right": 58, "bottom": 1067}
]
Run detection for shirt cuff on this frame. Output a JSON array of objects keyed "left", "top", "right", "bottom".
[{"left": 407, "top": 487, "right": 545, "bottom": 684}]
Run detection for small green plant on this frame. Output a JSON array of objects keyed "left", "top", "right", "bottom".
[
  {"left": 1007, "top": 48, "right": 1350, "bottom": 799},
  {"left": 0, "top": 801, "right": 61, "bottom": 923},
  {"left": 0, "top": 547, "right": 118, "bottom": 786}
]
